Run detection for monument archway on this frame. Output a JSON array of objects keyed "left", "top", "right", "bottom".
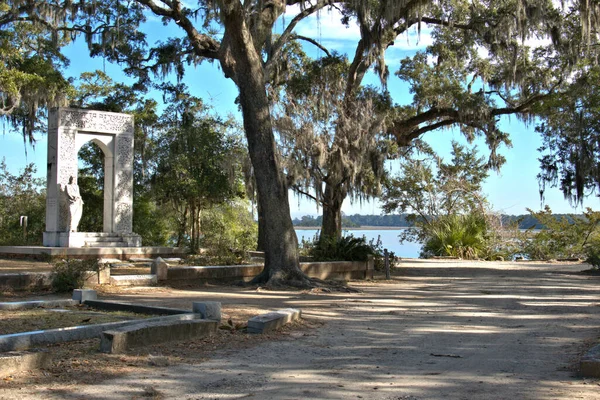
[{"left": 43, "top": 108, "right": 141, "bottom": 248}]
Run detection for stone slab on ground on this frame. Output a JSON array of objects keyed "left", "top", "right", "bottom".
[
  {"left": 0, "top": 299, "right": 79, "bottom": 310},
  {"left": 109, "top": 274, "right": 157, "bottom": 286},
  {"left": 580, "top": 344, "right": 600, "bottom": 377},
  {"left": 0, "top": 350, "right": 50, "bottom": 377},
  {"left": 98, "top": 258, "right": 123, "bottom": 264},
  {"left": 84, "top": 300, "right": 189, "bottom": 315},
  {"left": 100, "top": 317, "right": 217, "bottom": 354},
  {"left": 0, "top": 313, "right": 201, "bottom": 352},
  {"left": 247, "top": 308, "right": 301, "bottom": 334}
]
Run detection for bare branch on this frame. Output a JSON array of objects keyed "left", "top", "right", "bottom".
[{"left": 293, "top": 34, "right": 332, "bottom": 57}]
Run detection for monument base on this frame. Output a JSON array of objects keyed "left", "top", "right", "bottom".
[
  {"left": 0, "top": 245, "right": 186, "bottom": 260},
  {"left": 43, "top": 232, "right": 142, "bottom": 248}
]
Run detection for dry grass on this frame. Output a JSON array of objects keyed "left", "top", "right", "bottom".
[
  {"left": 0, "top": 307, "right": 154, "bottom": 335},
  {"left": 0, "top": 317, "right": 320, "bottom": 391}
]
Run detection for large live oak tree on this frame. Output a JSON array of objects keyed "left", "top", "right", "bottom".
[{"left": 3, "top": 0, "right": 600, "bottom": 286}]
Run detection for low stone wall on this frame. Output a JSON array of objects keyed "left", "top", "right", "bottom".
[
  {"left": 1, "top": 258, "right": 374, "bottom": 290},
  {"left": 168, "top": 258, "right": 373, "bottom": 282},
  {"left": 168, "top": 264, "right": 264, "bottom": 281},
  {"left": 300, "top": 260, "right": 372, "bottom": 280},
  {"left": 0, "top": 246, "right": 187, "bottom": 261},
  {"left": 0, "top": 272, "right": 52, "bottom": 289}
]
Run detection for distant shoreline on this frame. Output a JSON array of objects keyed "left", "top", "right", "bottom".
[{"left": 294, "top": 226, "right": 408, "bottom": 230}]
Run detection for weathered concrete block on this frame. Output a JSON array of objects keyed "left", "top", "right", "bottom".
[
  {"left": 247, "top": 308, "right": 301, "bottom": 334},
  {"left": 192, "top": 302, "right": 222, "bottom": 321},
  {"left": 581, "top": 344, "right": 600, "bottom": 377},
  {"left": 97, "top": 263, "right": 111, "bottom": 284},
  {"left": 72, "top": 289, "right": 97, "bottom": 303},
  {"left": 100, "top": 318, "right": 218, "bottom": 354},
  {"left": 0, "top": 299, "right": 79, "bottom": 310},
  {"left": 0, "top": 350, "right": 51, "bottom": 377},
  {"left": 151, "top": 257, "right": 168, "bottom": 281}
]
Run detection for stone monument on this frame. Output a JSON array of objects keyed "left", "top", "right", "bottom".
[{"left": 43, "top": 108, "right": 142, "bottom": 248}]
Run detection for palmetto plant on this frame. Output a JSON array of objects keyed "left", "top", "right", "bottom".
[{"left": 421, "top": 213, "right": 487, "bottom": 259}]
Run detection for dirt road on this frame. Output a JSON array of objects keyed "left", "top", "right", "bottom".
[{"left": 4, "top": 260, "right": 600, "bottom": 399}]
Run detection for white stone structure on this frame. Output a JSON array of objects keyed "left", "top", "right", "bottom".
[{"left": 43, "top": 108, "right": 141, "bottom": 248}]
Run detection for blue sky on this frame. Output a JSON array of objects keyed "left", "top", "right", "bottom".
[{"left": 0, "top": 5, "right": 593, "bottom": 217}]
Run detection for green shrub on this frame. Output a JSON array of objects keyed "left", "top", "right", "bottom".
[
  {"left": 420, "top": 213, "right": 487, "bottom": 259},
  {"left": 199, "top": 200, "right": 258, "bottom": 264},
  {"left": 584, "top": 234, "right": 600, "bottom": 269},
  {"left": 308, "top": 235, "right": 375, "bottom": 262},
  {"left": 519, "top": 207, "right": 600, "bottom": 260},
  {"left": 51, "top": 259, "right": 98, "bottom": 292}
]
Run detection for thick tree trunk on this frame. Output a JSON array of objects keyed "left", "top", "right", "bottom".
[
  {"left": 256, "top": 195, "right": 266, "bottom": 252},
  {"left": 218, "top": 2, "right": 308, "bottom": 287},
  {"left": 320, "top": 182, "right": 345, "bottom": 241}
]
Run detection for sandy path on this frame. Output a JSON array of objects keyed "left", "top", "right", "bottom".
[{"left": 4, "top": 260, "right": 600, "bottom": 399}]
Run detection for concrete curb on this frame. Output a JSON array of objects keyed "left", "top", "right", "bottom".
[
  {"left": 84, "top": 300, "right": 189, "bottom": 315},
  {"left": 109, "top": 274, "right": 157, "bottom": 286},
  {"left": 580, "top": 344, "right": 600, "bottom": 377},
  {"left": 100, "top": 317, "right": 217, "bottom": 354},
  {"left": 248, "top": 308, "right": 302, "bottom": 334},
  {"left": 0, "top": 350, "right": 51, "bottom": 377},
  {"left": 0, "top": 313, "right": 199, "bottom": 352},
  {"left": 0, "top": 299, "right": 79, "bottom": 310}
]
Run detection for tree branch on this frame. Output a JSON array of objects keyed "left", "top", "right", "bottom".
[
  {"left": 136, "top": 0, "right": 220, "bottom": 59},
  {"left": 266, "top": 0, "right": 332, "bottom": 73},
  {"left": 290, "top": 184, "right": 328, "bottom": 207},
  {"left": 293, "top": 34, "right": 332, "bottom": 57}
]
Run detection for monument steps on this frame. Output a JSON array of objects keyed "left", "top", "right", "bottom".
[{"left": 81, "top": 233, "right": 128, "bottom": 248}]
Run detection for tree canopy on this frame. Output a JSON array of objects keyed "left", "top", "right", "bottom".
[{"left": 4, "top": 0, "right": 600, "bottom": 285}]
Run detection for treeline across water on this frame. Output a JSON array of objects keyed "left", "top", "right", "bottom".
[{"left": 293, "top": 213, "right": 583, "bottom": 230}]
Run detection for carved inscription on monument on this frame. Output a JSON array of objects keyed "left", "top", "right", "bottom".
[
  {"left": 60, "top": 110, "right": 96, "bottom": 130},
  {"left": 115, "top": 203, "right": 132, "bottom": 233},
  {"left": 98, "top": 113, "right": 134, "bottom": 134},
  {"left": 117, "top": 136, "right": 133, "bottom": 168},
  {"left": 116, "top": 170, "right": 133, "bottom": 201},
  {"left": 59, "top": 131, "right": 77, "bottom": 186}
]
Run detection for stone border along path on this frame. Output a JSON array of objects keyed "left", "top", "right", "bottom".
[
  {"left": 0, "top": 290, "right": 303, "bottom": 376},
  {"left": 25, "top": 259, "right": 599, "bottom": 400}
]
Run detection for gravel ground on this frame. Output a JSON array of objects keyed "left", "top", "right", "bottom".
[{"left": 1, "top": 259, "right": 599, "bottom": 399}]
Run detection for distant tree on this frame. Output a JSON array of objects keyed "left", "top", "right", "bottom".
[
  {"left": 521, "top": 206, "right": 600, "bottom": 260},
  {"left": 0, "top": 160, "right": 45, "bottom": 245},
  {"left": 275, "top": 54, "right": 395, "bottom": 241},
  {"left": 383, "top": 142, "right": 489, "bottom": 220},
  {"left": 382, "top": 143, "right": 495, "bottom": 259},
  {"left": 152, "top": 87, "right": 246, "bottom": 252}
]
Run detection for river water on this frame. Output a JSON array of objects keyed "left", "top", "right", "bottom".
[{"left": 295, "top": 228, "right": 422, "bottom": 258}]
